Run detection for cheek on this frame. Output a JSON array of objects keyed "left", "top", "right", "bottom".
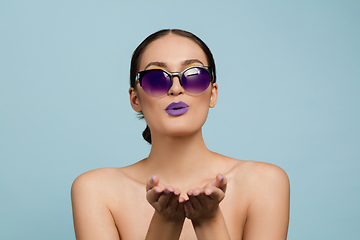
[
  {"left": 190, "top": 92, "right": 212, "bottom": 120},
  {"left": 138, "top": 94, "right": 163, "bottom": 122}
]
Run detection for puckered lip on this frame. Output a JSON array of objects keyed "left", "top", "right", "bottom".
[
  {"left": 165, "top": 101, "right": 189, "bottom": 116},
  {"left": 165, "top": 101, "right": 189, "bottom": 110}
]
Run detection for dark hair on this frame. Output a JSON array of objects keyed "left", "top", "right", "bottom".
[{"left": 130, "top": 29, "right": 216, "bottom": 144}]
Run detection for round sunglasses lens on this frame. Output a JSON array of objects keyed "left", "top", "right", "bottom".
[
  {"left": 142, "top": 70, "right": 171, "bottom": 97},
  {"left": 182, "top": 68, "right": 211, "bottom": 94}
]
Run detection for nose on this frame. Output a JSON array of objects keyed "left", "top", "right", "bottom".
[{"left": 168, "top": 76, "right": 184, "bottom": 96}]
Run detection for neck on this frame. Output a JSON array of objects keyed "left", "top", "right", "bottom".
[{"left": 143, "top": 129, "right": 215, "bottom": 185}]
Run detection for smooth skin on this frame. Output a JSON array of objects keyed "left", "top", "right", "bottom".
[{"left": 71, "top": 34, "right": 290, "bottom": 240}]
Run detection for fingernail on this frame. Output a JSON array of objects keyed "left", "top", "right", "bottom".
[
  {"left": 194, "top": 192, "right": 200, "bottom": 196},
  {"left": 155, "top": 189, "right": 161, "bottom": 194},
  {"left": 221, "top": 174, "right": 224, "bottom": 182},
  {"left": 150, "top": 175, "right": 154, "bottom": 183},
  {"left": 166, "top": 189, "right": 173, "bottom": 194}
]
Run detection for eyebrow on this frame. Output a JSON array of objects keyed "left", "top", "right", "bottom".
[
  {"left": 144, "top": 61, "right": 166, "bottom": 70},
  {"left": 144, "top": 59, "right": 205, "bottom": 70},
  {"left": 183, "top": 59, "right": 204, "bottom": 66}
]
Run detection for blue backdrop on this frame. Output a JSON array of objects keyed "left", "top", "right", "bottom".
[{"left": 1, "top": 1, "right": 359, "bottom": 239}]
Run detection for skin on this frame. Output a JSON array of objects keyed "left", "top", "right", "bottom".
[{"left": 71, "top": 34, "right": 290, "bottom": 240}]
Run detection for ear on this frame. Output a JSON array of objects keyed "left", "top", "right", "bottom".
[
  {"left": 209, "top": 83, "right": 218, "bottom": 108},
  {"left": 129, "top": 87, "right": 142, "bottom": 112}
]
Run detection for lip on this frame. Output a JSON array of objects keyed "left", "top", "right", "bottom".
[{"left": 165, "top": 101, "right": 189, "bottom": 116}]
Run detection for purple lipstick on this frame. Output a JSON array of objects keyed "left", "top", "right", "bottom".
[{"left": 165, "top": 101, "right": 189, "bottom": 116}]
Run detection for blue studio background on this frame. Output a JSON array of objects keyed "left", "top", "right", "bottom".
[{"left": 1, "top": 1, "right": 359, "bottom": 239}]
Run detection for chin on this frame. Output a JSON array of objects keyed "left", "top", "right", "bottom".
[
  {"left": 161, "top": 121, "right": 205, "bottom": 137},
  {"left": 146, "top": 111, "right": 208, "bottom": 138},
  {"left": 170, "top": 129, "right": 199, "bottom": 137}
]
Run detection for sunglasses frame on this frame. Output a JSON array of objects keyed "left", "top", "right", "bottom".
[{"left": 135, "top": 66, "right": 214, "bottom": 96}]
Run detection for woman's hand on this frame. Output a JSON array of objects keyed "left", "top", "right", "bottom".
[
  {"left": 146, "top": 175, "right": 186, "bottom": 222},
  {"left": 145, "top": 174, "right": 230, "bottom": 240},
  {"left": 184, "top": 173, "right": 227, "bottom": 222},
  {"left": 184, "top": 174, "right": 231, "bottom": 240}
]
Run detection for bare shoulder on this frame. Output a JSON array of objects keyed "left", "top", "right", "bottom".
[
  {"left": 217, "top": 155, "right": 290, "bottom": 206},
  {"left": 225, "top": 158, "right": 289, "bottom": 189},
  {"left": 72, "top": 167, "right": 121, "bottom": 182},
  {"left": 71, "top": 165, "right": 146, "bottom": 200},
  {"left": 71, "top": 167, "right": 135, "bottom": 203},
  {"left": 71, "top": 168, "right": 131, "bottom": 240},
  {"left": 209, "top": 153, "right": 289, "bottom": 190},
  {"left": 244, "top": 161, "right": 288, "bottom": 183},
  {"left": 227, "top": 159, "right": 290, "bottom": 239},
  {"left": 72, "top": 168, "right": 124, "bottom": 191},
  {"left": 246, "top": 161, "right": 290, "bottom": 203}
]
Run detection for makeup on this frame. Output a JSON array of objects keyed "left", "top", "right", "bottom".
[{"left": 165, "top": 101, "right": 189, "bottom": 116}]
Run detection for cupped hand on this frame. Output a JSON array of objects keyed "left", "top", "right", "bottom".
[
  {"left": 184, "top": 173, "right": 227, "bottom": 221},
  {"left": 146, "top": 175, "right": 186, "bottom": 222}
]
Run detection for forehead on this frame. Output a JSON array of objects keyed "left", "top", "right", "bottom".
[{"left": 139, "top": 34, "right": 208, "bottom": 71}]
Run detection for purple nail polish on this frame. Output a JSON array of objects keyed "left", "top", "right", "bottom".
[
  {"left": 150, "top": 175, "right": 154, "bottom": 183},
  {"left": 221, "top": 174, "right": 224, "bottom": 182},
  {"left": 166, "top": 189, "right": 173, "bottom": 194}
]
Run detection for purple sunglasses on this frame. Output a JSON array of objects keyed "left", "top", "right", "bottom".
[{"left": 135, "top": 66, "right": 213, "bottom": 97}]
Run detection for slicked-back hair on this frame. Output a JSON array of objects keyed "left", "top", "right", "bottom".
[{"left": 129, "top": 29, "right": 216, "bottom": 144}]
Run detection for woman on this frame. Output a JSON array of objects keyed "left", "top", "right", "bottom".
[{"left": 71, "top": 29, "right": 290, "bottom": 240}]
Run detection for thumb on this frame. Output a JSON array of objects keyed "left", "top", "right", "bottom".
[
  {"left": 146, "top": 175, "right": 159, "bottom": 192},
  {"left": 214, "top": 173, "right": 227, "bottom": 193}
]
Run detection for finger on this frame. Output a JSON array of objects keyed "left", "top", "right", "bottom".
[
  {"left": 178, "top": 196, "right": 186, "bottom": 203},
  {"left": 196, "top": 192, "right": 212, "bottom": 205},
  {"left": 176, "top": 197, "right": 185, "bottom": 214},
  {"left": 157, "top": 187, "right": 174, "bottom": 207},
  {"left": 146, "top": 175, "right": 159, "bottom": 192},
  {"left": 146, "top": 187, "right": 163, "bottom": 203},
  {"left": 204, "top": 186, "right": 225, "bottom": 202},
  {"left": 167, "top": 188, "right": 180, "bottom": 208},
  {"left": 187, "top": 189, "right": 194, "bottom": 196},
  {"left": 215, "top": 173, "right": 227, "bottom": 192},
  {"left": 184, "top": 200, "right": 194, "bottom": 218},
  {"left": 188, "top": 188, "right": 203, "bottom": 210},
  {"left": 153, "top": 185, "right": 165, "bottom": 193}
]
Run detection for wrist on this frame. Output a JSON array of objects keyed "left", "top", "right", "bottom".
[
  {"left": 191, "top": 207, "right": 221, "bottom": 226},
  {"left": 191, "top": 208, "right": 231, "bottom": 240},
  {"left": 154, "top": 210, "right": 185, "bottom": 224},
  {"left": 146, "top": 211, "right": 185, "bottom": 240}
]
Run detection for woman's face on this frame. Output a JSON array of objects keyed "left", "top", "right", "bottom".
[{"left": 130, "top": 34, "right": 218, "bottom": 139}]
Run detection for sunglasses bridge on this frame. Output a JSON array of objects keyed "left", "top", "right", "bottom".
[{"left": 163, "top": 71, "right": 186, "bottom": 88}]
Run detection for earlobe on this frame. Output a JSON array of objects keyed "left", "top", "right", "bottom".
[
  {"left": 209, "top": 83, "right": 218, "bottom": 108},
  {"left": 129, "top": 87, "right": 142, "bottom": 112}
]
